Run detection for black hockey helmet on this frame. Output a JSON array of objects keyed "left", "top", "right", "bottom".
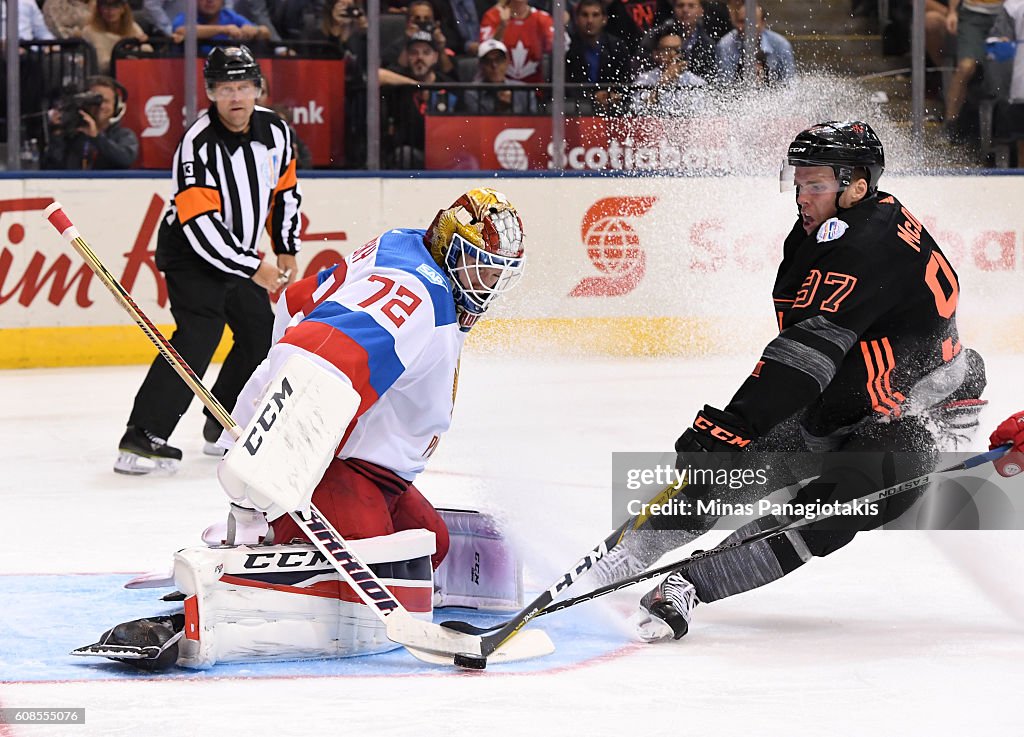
[
  {"left": 204, "top": 45, "right": 262, "bottom": 89},
  {"left": 784, "top": 120, "right": 885, "bottom": 194}
]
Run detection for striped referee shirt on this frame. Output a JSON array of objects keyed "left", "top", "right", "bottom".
[{"left": 164, "top": 104, "right": 302, "bottom": 277}]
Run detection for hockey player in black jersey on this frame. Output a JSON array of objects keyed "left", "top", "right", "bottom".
[{"left": 612, "top": 121, "right": 989, "bottom": 641}]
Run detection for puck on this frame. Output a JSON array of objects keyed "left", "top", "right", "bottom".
[{"left": 453, "top": 653, "right": 487, "bottom": 670}]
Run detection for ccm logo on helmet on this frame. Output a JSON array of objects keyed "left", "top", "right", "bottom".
[
  {"left": 243, "top": 377, "right": 294, "bottom": 456},
  {"left": 694, "top": 416, "right": 751, "bottom": 447}
]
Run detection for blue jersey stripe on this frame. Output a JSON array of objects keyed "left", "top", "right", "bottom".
[
  {"left": 317, "top": 262, "right": 342, "bottom": 288},
  {"left": 374, "top": 230, "right": 457, "bottom": 327},
  {"left": 304, "top": 301, "right": 406, "bottom": 398}
]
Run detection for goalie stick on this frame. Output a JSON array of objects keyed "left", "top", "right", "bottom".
[
  {"left": 440, "top": 477, "right": 690, "bottom": 651},
  {"left": 445, "top": 445, "right": 1011, "bottom": 635},
  {"left": 43, "top": 202, "right": 553, "bottom": 669}
]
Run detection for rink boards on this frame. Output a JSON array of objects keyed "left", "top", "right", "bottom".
[{"left": 1, "top": 174, "right": 1022, "bottom": 367}]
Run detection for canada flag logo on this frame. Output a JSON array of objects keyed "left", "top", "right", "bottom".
[{"left": 569, "top": 197, "right": 657, "bottom": 297}]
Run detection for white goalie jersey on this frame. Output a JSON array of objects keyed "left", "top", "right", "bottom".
[{"left": 223, "top": 229, "right": 465, "bottom": 481}]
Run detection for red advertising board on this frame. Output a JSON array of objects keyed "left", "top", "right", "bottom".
[
  {"left": 425, "top": 115, "right": 802, "bottom": 172},
  {"left": 117, "top": 58, "right": 346, "bottom": 169}
]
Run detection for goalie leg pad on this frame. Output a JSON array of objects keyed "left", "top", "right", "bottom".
[
  {"left": 172, "top": 530, "right": 435, "bottom": 669},
  {"left": 432, "top": 508, "right": 523, "bottom": 612}
]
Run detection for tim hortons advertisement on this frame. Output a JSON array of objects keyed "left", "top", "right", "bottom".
[
  {"left": 425, "top": 116, "right": 803, "bottom": 172},
  {"left": 116, "top": 58, "right": 346, "bottom": 169},
  {"left": 1, "top": 176, "right": 1023, "bottom": 367}
]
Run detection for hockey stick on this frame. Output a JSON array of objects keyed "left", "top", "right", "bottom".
[
  {"left": 43, "top": 202, "right": 553, "bottom": 668},
  {"left": 447, "top": 445, "right": 1011, "bottom": 633},
  {"left": 439, "top": 477, "right": 689, "bottom": 648}
]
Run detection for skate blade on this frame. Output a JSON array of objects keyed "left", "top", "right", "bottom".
[
  {"left": 114, "top": 452, "right": 180, "bottom": 476},
  {"left": 72, "top": 643, "right": 161, "bottom": 660},
  {"left": 72, "top": 629, "right": 183, "bottom": 668}
]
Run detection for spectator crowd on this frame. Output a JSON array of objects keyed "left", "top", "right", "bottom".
[
  {"left": 374, "top": 0, "right": 796, "bottom": 165},
  {"left": 5, "top": 0, "right": 800, "bottom": 169},
  {"left": 10, "top": 0, "right": 1024, "bottom": 169},
  {"left": 883, "top": 0, "right": 1024, "bottom": 163}
]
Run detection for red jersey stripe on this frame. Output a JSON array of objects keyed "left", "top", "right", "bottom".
[{"left": 280, "top": 320, "right": 380, "bottom": 417}]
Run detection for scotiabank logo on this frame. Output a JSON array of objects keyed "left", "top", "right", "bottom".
[
  {"left": 141, "top": 95, "right": 175, "bottom": 138},
  {"left": 292, "top": 101, "right": 325, "bottom": 126},
  {"left": 569, "top": 197, "right": 657, "bottom": 297},
  {"left": 494, "top": 128, "right": 534, "bottom": 171}
]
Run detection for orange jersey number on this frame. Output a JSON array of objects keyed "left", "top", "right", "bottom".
[{"left": 792, "top": 269, "right": 857, "bottom": 313}]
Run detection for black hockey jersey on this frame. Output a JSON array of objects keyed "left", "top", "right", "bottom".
[{"left": 725, "top": 192, "right": 962, "bottom": 442}]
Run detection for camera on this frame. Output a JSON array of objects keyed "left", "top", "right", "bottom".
[
  {"left": 414, "top": 19, "right": 435, "bottom": 33},
  {"left": 55, "top": 91, "right": 103, "bottom": 136},
  {"left": 339, "top": 6, "right": 363, "bottom": 17}
]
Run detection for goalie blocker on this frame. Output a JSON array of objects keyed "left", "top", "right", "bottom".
[{"left": 78, "top": 509, "right": 523, "bottom": 670}]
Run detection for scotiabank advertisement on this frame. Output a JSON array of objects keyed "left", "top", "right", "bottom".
[
  {"left": 117, "top": 58, "right": 346, "bottom": 168},
  {"left": 2, "top": 175, "right": 1023, "bottom": 367},
  {"left": 426, "top": 116, "right": 803, "bottom": 171}
]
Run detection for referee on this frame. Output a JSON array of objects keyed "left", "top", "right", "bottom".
[{"left": 116, "top": 45, "right": 302, "bottom": 475}]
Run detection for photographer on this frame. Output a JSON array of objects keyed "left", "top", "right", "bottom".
[
  {"left": 383, "top": 0, "right": 454, "bottom": 76},
  {"left": 43, "top": 76, "right": 139, "bottom": 170},
  {"left": 308, "top": 0, "right": 368, "bottom": 59}
]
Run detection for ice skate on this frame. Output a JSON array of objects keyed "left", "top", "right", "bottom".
[
  {"left": 202, "top": 416, "right": 225, "bottom": 457},
  {"left": 73, "top": 614, "right": 184, "bottom": 672},
  {"left": 632, "top": 571, "right": 698, "bottom": 642},
  {"left": 114, "top": 426, "right": 182, "bottom": 475},
  {"left": 589, "top": 544, "right": 647, "bottom": 587}
]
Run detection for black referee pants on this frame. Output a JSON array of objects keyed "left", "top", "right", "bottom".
[{"left": 126, "top": 236, "right": 273, "bottom": 442}]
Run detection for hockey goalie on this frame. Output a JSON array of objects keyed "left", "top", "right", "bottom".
[{"left": 75, "top": 188, "right": 529, "bottom": 670}]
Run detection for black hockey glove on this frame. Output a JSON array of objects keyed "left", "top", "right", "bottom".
[{"left": 675, "top": 405, "right": 755, "bottom": 455}]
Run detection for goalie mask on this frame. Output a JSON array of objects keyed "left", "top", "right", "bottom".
[{"left": 426, "top": 188, "right": 526, "bottom": 330}]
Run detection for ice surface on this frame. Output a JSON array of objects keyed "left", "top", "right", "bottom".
[{"left": 1, "top": 354, "right": 1022, "bottom": 736}]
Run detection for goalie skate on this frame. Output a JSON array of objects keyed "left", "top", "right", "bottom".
[{"left": 72, "top": 615, "right": 184, "bottom": 672}]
